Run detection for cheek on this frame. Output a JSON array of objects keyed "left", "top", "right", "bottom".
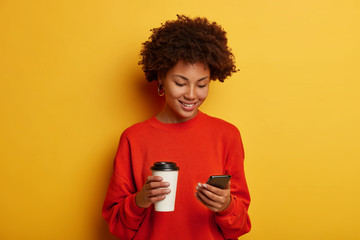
[
  {"left": 197, "top": 88, "right": 209, "bottom": 100},
  {"left": 166, "top": 87, "right": 183, "bottom": 98}
]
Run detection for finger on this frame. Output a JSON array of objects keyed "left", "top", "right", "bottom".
[
  {"left": 146, "top": 175, "right": 163, "bottom": 183},
  {"left": 195, "top": 192, "right": 216, "bottom": 211},
  {"left": 196, "top": 191, "right": 220, "bottom": 211},
  {"left": 202, "top": 183, "right": 227, "bottom": 196},
  {"left": 149, "top": 194, "right": 167, "bottom": 204},
  {"left": 148, "top": 188, "right": 171, "bottom": 197},
  {"left": 198, "top": 184, "right": 230, "bottom": 209},
  {"left": 148, "top": 181, "right": 170, "bottom": 190},
  {"left": 196, "top": 187, "right": 221, "bottom": 209},
  {"left": 198, "top": 185, "right": 224, "bottom": 203}
]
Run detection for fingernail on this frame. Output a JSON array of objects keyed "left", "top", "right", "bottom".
[
  {"left": 197, "top": 183, "right": 201, "bottom": 187},
  {"left": 164, "top": 182, "right": 170, "bottom": 186},
  {"left": 196, "top": 186, "right": 199, "bottom": 191},
  {"left": 203, "top": 184, "right": 207, "bottom": 188}
]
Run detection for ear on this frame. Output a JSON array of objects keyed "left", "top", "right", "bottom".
[{"left": 157, "top": 73, "right": 164, "bottom": 84}]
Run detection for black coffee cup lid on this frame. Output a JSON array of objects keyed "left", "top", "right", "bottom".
[{"left": 151, "top": 162, "right": 180, "bottom": 171}]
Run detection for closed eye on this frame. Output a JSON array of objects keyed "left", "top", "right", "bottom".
[
  {"left": 175, "top": 82, "right": 185, "bottom": 87},
  {"left": 197, "top": 84, "right": 207, "bottom": 88}
]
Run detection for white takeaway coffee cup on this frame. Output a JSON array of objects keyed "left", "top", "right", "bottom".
[{"left": 151, "top": 162, "right": 180, "bottom": 212}]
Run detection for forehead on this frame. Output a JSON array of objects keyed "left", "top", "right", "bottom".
[{"left": 169, "top": 60, "right": 209, "bottom": 76}]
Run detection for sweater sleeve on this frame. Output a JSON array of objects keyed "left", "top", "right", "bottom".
[
  {"left": 214, "top": 128, "right": 251, "bottom": 239},
  {"left": 102, "top": 132, "right": 146, "bottom": 240}
]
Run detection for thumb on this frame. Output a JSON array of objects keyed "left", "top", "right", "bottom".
[{"left": 225, "top": 181, "right": 231, "bottom": 189}]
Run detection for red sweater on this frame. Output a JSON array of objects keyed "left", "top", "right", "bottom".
[{"left": 102, "top": 111, "right": 251, "bottom": 240}]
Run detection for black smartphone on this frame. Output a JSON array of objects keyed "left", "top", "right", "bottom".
[{"left": 206, "top": 175, "right": 231, "bottom": 189}]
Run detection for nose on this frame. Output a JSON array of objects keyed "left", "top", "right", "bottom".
[{"left": 184, "top": 86, "right": 195, "bottom": 100}]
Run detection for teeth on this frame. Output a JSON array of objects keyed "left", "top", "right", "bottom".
[{"left": 182, "top": 102, "right": 195, "bottom": 107}]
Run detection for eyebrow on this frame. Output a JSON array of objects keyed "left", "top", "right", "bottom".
[{"left": 173, "top": 74, "right": 209, "bottom": 82}]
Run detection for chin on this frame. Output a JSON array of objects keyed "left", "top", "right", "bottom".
[{"left": 178, "top": 109, "right": 197, "bottom": 120}]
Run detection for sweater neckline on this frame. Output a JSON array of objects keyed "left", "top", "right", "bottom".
[{"left": 146, "top": 110, "right": 207, "bottom": 131}]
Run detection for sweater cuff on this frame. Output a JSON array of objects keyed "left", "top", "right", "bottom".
[
  {"left": 128, "top": 194, "right": 146, "bottom": 215},
  {"left": 216, "top": 195, "right": 235, "bottom": 216}
]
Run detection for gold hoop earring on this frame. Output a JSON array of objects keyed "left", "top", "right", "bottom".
[{"left": 158, "top": 82, "right": 165, "bottom": 96}]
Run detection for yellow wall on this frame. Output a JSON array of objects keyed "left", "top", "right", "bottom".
[{"left": 1, "top": 0, "right": 359, "bottom": 239}]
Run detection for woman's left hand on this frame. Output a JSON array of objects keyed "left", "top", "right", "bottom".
[{"left": 195, "top": 181, "right": 231, "bottom": 212}]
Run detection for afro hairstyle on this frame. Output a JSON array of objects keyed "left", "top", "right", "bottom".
[{"left": 139, "top": 15, "right": 238, "bottom": 82}]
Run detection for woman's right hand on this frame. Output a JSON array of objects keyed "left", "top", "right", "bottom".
[{"left": 135, "top": 176, "right": 170, "bottom": 208}]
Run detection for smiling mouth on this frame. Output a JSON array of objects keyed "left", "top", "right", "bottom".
[{"left": 179, "top": 100, "right": 197, "bottom": 107}]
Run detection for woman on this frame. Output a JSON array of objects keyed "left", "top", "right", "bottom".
[{"left": 102, "top": 15, "right": 251, "bottom": 240}]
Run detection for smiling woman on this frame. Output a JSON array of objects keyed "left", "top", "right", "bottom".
[{"left": 102, "top": 15, "right": 251, "bottom": 240}]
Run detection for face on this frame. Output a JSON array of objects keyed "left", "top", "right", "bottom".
[{"left": 158, "top": 60, "right": 210, "bottom": 123}]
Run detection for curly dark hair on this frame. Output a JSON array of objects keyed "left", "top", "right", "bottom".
[{"left": 139, "top": 15, "right": 238, "bottom": 82}]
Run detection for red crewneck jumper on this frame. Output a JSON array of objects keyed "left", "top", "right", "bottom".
[{"left": 102, "top": 111, "right": 251, "bottom": 240}]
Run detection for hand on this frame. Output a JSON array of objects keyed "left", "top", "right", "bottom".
[
  {"left": 195, "top": 181, "right": 231, "bottom": 212},
  {"left": 135, "top": 176, "right": 170, "bottom": 208}
]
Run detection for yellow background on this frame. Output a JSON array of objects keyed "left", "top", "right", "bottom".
[{"left": 1, "top": 0, "right": 359, "bottom": 239}]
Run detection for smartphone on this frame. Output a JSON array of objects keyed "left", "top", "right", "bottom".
[{"left": 206, "top": 175, "right": 231, "bottom": 189}]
